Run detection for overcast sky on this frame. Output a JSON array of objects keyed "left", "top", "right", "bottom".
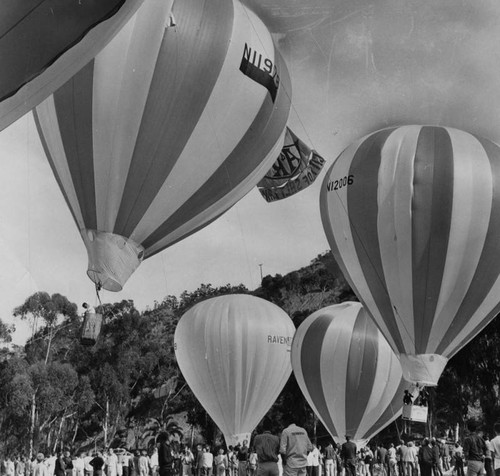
[{"left": 2, "top": 0, "right": 500, "bottom": 345}]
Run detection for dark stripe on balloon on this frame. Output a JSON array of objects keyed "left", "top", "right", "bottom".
[
  {"left": 114, "top": 0, "right": 234, "bottom": 237},
  {"left": 298, "top": 314, "right": 338, "bottom": 436},
  {"left": 344, "top": 310, "right": 378, "bottom": 438},
  {"left": 412, "top": 127, "right": 454, "bottom": 353},
  {"left": 0, "top": 0, "right": 128, "bottom": 102},
  {"left": 141, "top": 47, "right": 292, "bottom": 251},
  {"left": 346, "top": 128, "right": 405, "bottom": 352},
  {"left": 437, "top": 135, "right": 500, "bottom": 355},
  {"left": 52, "top": 61, "right": 98, "bottom": 229},
  {"left": 363, "top": 377, "right": 406, "bottom": 440},
  {"left": 33, "top": 109, "right": 82, "bottom": 230}
]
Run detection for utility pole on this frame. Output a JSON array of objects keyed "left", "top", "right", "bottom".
[{"left": 259, "top": 263, "right": 263, "bottom": 281}]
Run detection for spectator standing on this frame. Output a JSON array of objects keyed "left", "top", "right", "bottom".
[
  {"left": 107, "top": 450, "right": 118, "bottom": 476},
  {"left": 387, "top": 445, "right": 396, "bottom": 476},
  {"left": 324, "top": 443, "right": 337, "bottom": 476},
  {"left": 248, "top": 449, "right": 258, "bottom": 476},
  {"left": 202, "top": 447, "right": 214, "bottom": 476},
  {"left": 74, "top": 453, "right": 85, "bottom": 476},
  {"left": 139, "top": 451, "right": 150, "bottom": 476},
  {"left": 32, "top": 454, "right": 48, "bottom": 476},
  {"left": 181, "top": 446, "right": 194, "bottom": 476},
  {"left": 485, "top": 437, "right": 494, "bottom": 476},
  {"left": 419, "top": 440, "right": 434, "bottom": 476},
  {"left": 158, "top": 432, "right": 175, "bottom": 476},
  {"left": 90, "top": 452, "right": 106, "bottom": 476},
  {"left": 84, "top": 452, "right": 94, "bottom": 476},
  {"left": 279, "top": 422, "right": 313, "bottom": 476},
  {"left": 442, "top": 442, "right": 450, "bottom": 473},
  {"left": 254, "top": 427, "right": 280, "bottom": 476},
  {"left": 375, "top": 444, "right": 387, "bottom": 476},
  {"left": 490, "top": 423, "right": 500, "bottom": 476},
  {"left": 452, "top": 443, "right": 464, "bottom": 476},
  {"left": 237, "top": 442, "right": 249, "bottom": 476},
  {"left": 340, "top": 437, "right": 357, "bottom": 476},
  {"left": 214, "top": 450, "right": 228, "bottom": 476},
  {"left": 463, "top": 422, "right": 487, "bottom": 476}
]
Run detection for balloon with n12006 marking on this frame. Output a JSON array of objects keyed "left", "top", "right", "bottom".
[
  {"left": 291, "top": 302, "right": 416, "bottom": 448},
  {"left": 0, "top": 0, "right": 146, "bottom": 132},
  {"left": 174, "top": 294, "right": 295, "bottom": 447},
  {"left": 320, "top": 125, "right": 500, "bottom": 386},
  {"left": 34, "top": 0, "right": 291, "bottom": 292}
]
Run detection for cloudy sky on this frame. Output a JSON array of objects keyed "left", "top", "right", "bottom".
[{"left": 1, "top": 0, "right": 500, "bottom": 344}]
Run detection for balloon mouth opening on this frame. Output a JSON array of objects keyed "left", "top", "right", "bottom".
[
  {"left": 82, "top": 229, "right": 145, "bottom": 292},
  {"left": 87, "top": 270, "right": 123, "bottom": 292},
  {"left": 399, "top": 353, "right": 448, "bottom": 387}
]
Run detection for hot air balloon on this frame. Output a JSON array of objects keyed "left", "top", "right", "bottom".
[
  {"left": 291, "top": 302, "right": 414, "bottom": 448},
  {"left": 34, "top": 0, "right": 292, "bottom": 292},
  {"left": 0, "top": 0, "right": 147, "bottom": 132},
  {"left": 174, "top": 294, "right": 295, "bottom": 447},
  {"left": 320, "top": 125, "right": 500, "bottom": 386}
]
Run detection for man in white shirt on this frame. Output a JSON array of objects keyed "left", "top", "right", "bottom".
[
  {"left": 490, "top": 422, "right": 500, "bottom": 476},
  {"left": 279, "top": 422, "right": 313, "bottom": 476},
  {"left": 32, "top": 454, "right": 48, "bottom": 476},
  {"left": 74, "top": 453, "right": 85, "bottom": 476},
  {"left": 83, "top": 452, "right": 94, "bottom": 476}
]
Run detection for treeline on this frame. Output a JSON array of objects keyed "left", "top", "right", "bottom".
[{"left": 0, "top": 253, "right": 499, "bottom": 457}]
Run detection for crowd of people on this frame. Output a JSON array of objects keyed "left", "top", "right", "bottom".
[{"left": 2, "top": 421, "right": 500, "bottom": 476}]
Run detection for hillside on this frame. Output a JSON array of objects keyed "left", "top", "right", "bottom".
[{"left": 0, "top": 252, "right": 499, "bottom": 455}]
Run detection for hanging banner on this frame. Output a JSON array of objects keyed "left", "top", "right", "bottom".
[{"left": 257, "top": 127, "right": 325, "bottom": 202}]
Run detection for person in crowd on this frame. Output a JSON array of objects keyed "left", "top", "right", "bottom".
[
  {"left": 107, "top": 449, "right": 118, "bottom": 476},
  {"left": 363, "top": 446, "right": 374, "bottom": 476},
  {"left": 74, "top": 453, "right": 85, "bottom": 476},
  {"left": 307, "top": 445, "right": 321, "bottom": 476},
  {"left": 419, "top": 439, "right": 434, "bottom": 476},
  {"left": 138, "top": 451, "right": 149, "bottom": 476},
  {"left": 398, "top": 441, "right": 409, "bottom": 476},
  {"left": 442, "top": 441, "right": 450, "bottom": 473},
  {"left": 157, "top": 432, "right": 175, "bottom": 476},
  {"left": 324, "top": 442, "right": 337, "bottom": 476},
  {"left": 374, "top": 444, "right": 387, "bottom": 476},
  {"left": 14, "top": 455, "right": 25, "bottom": 476},
  {"left": 254, "top": 424, "right": 280, "bottom": 476},
  {"left": 279, "top": 421, "right": 313, "bottom": 476},
  {"left": 181, "top": 446, "right": 194, "bottom": 476},
  {"left": 4, "top": 456, "right": 15, "bottom": 476},
  {"left": 317, "top": 446, "right": 324, "bottom": 476},
  {"left": 201, "top": 446, "right": 213, "bottom": 476},
  {"left": 150, "top": 448, "right": 159, "bottom": 476},
  {"left": 340, "top": 436, "right": 356, "bottom": 476},
  {"left": 90, "top": 452, "right": 106, "bottom": 476},
  {"left": 226, "top": 448, "right": 237, "bottom": 476},
  {"left": 463, "top": 421, "right": 487, "bottom": 476},
  {"left": 84, "top": 452, "right": 94, "bottom": 476},
  {"left": 485, "top": 436, "right": 494, "bottom": 476},
  {"left": 214, "top": 449, "right": 228, "bottom": 476},
  {"left": 386, "top": 444, "right": 396, "bottom": 476},
  {"left": 430, "top": 440, "right": 442, "bottom": 476},
  {"left": 237, "top": 442, "right": 249, "bottom": 476},
  {"left": 490, "top": 423, "right": 500, "bottom": 476},
  {"left": 32, "top": 454, "right": 48, "bottom": 476},
  {"left": 451, "top": 443, "right": 464, "bottom": 476},
  {"left": 248, "top": 449, "right": 258, "bottom": 476},
  {"left": 406, "top": 442, "right": 418, "bottom": 476}
]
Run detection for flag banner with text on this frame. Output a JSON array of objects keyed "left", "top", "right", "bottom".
[{"left": 257, "top": 127, "right": 325, "bottom": 202}]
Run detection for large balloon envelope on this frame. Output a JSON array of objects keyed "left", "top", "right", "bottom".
[
  {"left": 291, "top": 302, "right": 413, "bottom": 448},
  {"left": 320, "top": 125, "right": 500, "bottom": 386},
  {"left": 34, "top": 0, "right": 291, "bottom": 291},
  {"left": 174, "top": 294, "right": 295, "bottom": 447},
  {"left": 0, "top": 0, "right": 145, "bottom": 132}
]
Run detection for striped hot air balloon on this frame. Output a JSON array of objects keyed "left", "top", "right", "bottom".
[
  {"left": 320, "top": 125, "right": 500, "bottom": 386},
  {"left": 174, "top": 294, "right": 295, "bottom": 447},
  {"left": 34, "top": 0, "right": 291, "bottom": 291},
  {"left": 291, "top": 302, "right": 413, "bottom": 448},
  {"left": 0, "top": 0, "right": 146, "bottom": 132}
]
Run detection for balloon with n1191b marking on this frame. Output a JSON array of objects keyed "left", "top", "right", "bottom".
[
  {"left": 0, "top": 0, "right": 146, "bottom": 132},
  {"left": 174, "top": 294, "right": 295, "bottom": 447},
  {"left": 320, "top": 125, "right": 500, "bottom": 386},
  {"left": 292, "top": 302, "right": 414, "bottom": 447},
  {"left": 34, "top": 0, "right": 291, "bottom": 292}
]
